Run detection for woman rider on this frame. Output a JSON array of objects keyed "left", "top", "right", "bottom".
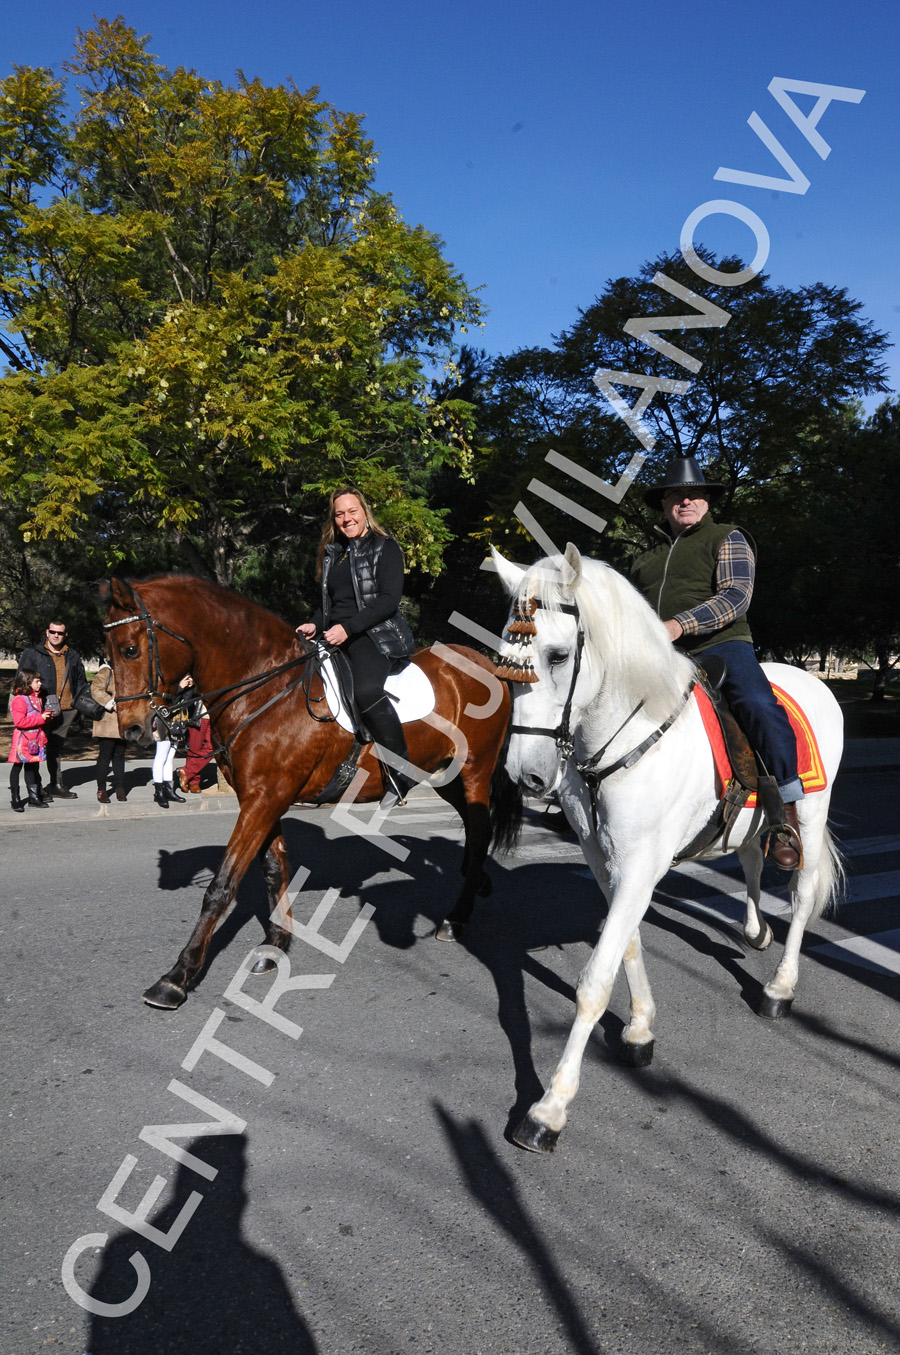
[{"left": 297, "top": 487, "right": 416, "bottom": 805}]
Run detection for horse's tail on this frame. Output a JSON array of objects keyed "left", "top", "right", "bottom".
[
  {"left": 489, "top": 720, "right": 524, "bottom": 854},
  {"left": 809, "top": 823, "right": 847, "bottom": 920}
]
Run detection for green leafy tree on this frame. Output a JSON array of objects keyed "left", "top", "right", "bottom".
[
  {"left": 470, "top": 251, "right": 889, "bottom": 577},
  {"left": 0, "top": 17, "right": 482, "bottom": 591},
  {"left": 817, "top": 400, "right": 900, "bottom": 696}
]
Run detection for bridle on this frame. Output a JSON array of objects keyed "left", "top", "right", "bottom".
[
  {"left": 103, "top": 584, "right": 196, "bottom": 729},
  {"left": 103, "top": 585, "right": 334, "bottom": 755},
  {"left": 507, "top": 602, "right": 585, "bottom": 760},
  {"left": 504, "top": 597, "right": 695, "bottom": 803}
]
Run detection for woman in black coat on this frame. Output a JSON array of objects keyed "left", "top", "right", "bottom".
[{"left": 297, "top": 487, "right": 416, "bottom": 804}]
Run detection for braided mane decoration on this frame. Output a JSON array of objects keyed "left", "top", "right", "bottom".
[{"left": 495, "top": 597, "right": 540, "bottom": 683}]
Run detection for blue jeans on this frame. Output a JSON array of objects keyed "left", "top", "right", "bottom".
[{"left": 700, "top": 641, "right": 804, "bottom": 802}]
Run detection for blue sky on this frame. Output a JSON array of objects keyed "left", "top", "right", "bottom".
[{"left": 9, "top": 0, "right": 899, "bottom": 398}]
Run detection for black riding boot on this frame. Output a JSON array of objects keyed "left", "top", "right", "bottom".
[
  {"left": 363, "top": 694, "right": 416, "bottom": 807},
  {"left": 153, "top": 782, "right": 169, "bottom": 808},
  {"left": 27, "top": 783, "right": 50, "bottom": 809},
  {"left": 164, "top": 779, "right": 186, "bottom": 803}
]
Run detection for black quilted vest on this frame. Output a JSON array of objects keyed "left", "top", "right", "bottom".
[{"left": 321, "top": 534, "right": 415, "bottom": 661}]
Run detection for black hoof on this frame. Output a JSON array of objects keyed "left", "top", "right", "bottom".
[
  {"left": 251, "top": 954, "right": 278, "bottom": 974},
  {"left": 512, "top": 1114, "right": 560, "bottom": 1154},
  {"left": 618, "top": 1038, "right": 655, "bottom": 1068},
  {"left": 745, "top": 923, "right": 773, "bottom": 951},
  {"left": 142, "top": 978, "right": 187, "bottom": 1010},
  {"left": 435, "top": 918, "right": 464, "bottom": 942},
  {"left": 758, "top": 992, "right": 793, "bottom": 1020},
  {"left": 477, "top": 873, "right": 492, "bottom": 898}
]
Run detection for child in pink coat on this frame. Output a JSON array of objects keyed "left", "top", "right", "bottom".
[{"left": 8, "top": 669, "right": 53, "bottom": 811}]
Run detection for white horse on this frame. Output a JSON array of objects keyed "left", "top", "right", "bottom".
[{"left": 493, "top": 543, "right": 844, "bottom": 1155}]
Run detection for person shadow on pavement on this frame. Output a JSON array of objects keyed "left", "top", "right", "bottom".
[{"left": 87, "top": 1133, "right": 317, "bottom": 1354}]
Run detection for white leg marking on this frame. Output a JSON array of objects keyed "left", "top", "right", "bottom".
[
  {"left": 529, "top": 884, "right": 653, "bottom": 1133},
  {"left": 621, "top": 930, "right": 656, "bottom": 1046}
]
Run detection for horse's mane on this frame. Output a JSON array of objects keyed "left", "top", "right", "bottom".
[
  {"left": 121, "top": 574, "right": 299, "bottom": 660},
  {"left": 127, "top": 574, "right": 293, "bottom": 626},
  {"left": 521, "top": 554, "right": 696, "bottom": 721}
]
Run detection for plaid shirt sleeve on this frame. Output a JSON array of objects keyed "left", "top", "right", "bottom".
[{"left": 673, "top": 530, "right": 755, "bottom": 637}]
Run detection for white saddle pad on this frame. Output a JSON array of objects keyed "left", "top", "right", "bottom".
[{"left": 321, "top": 656, "right": 436, "bottom": 734}]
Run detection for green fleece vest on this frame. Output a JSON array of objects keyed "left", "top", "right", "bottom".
[{"left": 630, "top": 514, "right": 753, "bottom": 656}]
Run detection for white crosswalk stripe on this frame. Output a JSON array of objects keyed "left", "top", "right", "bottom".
[
  {"left": 540, "top": 830, "right": 899, "bottom": 976},
  {"left": 808, "top": 931, "right": 900, "bottom": 978}
]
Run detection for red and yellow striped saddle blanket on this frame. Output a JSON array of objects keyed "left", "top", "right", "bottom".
[{"left": 694, "top": 683, "right": 828, "bottom": 807}]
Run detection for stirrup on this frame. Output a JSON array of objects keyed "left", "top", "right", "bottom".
[
  {"left": 765, "top": 822, "right": 804, "bottom": 872},
  {"left": 380, "top": 767, "right": 412, "bottom": 809}
]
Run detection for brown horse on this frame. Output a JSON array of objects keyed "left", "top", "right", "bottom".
[{"left": 103, "top": 575, "right": 518, "bottom": 1009}]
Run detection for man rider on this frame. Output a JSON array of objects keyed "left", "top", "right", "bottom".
[{"left": 630, "top": 456, "right": 803, "bottom": 870}]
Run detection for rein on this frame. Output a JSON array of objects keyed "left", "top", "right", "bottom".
[
  {"left": 506, "top": 597, "right": 695, "bottom": 814},
  {"left": 104, "top": 589, "right": 337, "bottom": 757}
]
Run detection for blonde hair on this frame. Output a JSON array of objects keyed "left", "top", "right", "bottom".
[{"left": 316, "top": 487, "right": 389, "bottom": 577}]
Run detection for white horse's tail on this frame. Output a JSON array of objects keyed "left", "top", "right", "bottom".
[{"left": 808, "top": 824, "right": 847, "bottom": 921}]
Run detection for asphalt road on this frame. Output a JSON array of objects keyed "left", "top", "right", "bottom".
[{"left": 2, "top": 742, "right": 899, "bottom": 1355}]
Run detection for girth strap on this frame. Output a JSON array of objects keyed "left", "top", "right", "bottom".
[{"left": 674, "top": 779, "right": 753, "bottom": 862}]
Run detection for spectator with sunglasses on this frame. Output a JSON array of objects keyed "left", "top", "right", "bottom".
[{"left": 17, "top": 620, "right": 90, "bottom": 799}]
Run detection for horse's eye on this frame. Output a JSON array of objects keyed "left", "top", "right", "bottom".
[
  {"left": 122, "top": 645, "right": 139, "bottom": 660},
  {"left": 546, "top": 649, "right": 569, "bottom": 667}
]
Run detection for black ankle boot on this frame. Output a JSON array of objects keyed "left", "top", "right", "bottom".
[
  {"left": 153, "top": 782, "right": 169, "bottom": 808},
  {"left": 27, "top": 784, "right": 50, "bottom": 809},
  {"left": 164, "top": 779, "right": 186, "bottom": 803},
  {"left": 10, "top": 791, "right": 24, "bottom": 813}
]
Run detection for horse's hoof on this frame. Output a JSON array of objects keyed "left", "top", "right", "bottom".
[
  {"left": 618, "top": 1038, "right": 655, "bottom": 1068},
  {"left": 251, "top": 954, "right": 278, "bottom": 974},
  {"left": 758, "top": 992, "right": 793, "bottom": 1020},
  {"left": 142, "top": 978, "right": 187, "bottom": 1010},
  {"left": 512, "top": 1114, "right": 560, "bottom": 1154},
  {"left": 435, "top": 919, "right": 463, "bottom": 942},
  {"left": 746, "top": 922, "right": 774, "bottom": 951},
  {"left": 477, "top": 873, "right": 492, "bottom": 898}
]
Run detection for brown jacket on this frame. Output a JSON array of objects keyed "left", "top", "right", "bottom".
[{"left": 91, "top": 665, "right": 121, "bottom": 740}]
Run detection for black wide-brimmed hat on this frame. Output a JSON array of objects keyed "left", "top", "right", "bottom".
[{"left": 643, "top": 456, "right": 727, "bottom": 510}]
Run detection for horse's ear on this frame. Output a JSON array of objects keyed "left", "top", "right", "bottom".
[
  {"left": 489, "top": 547, "right": 526, "bottom": 596},
  {"left": 561, "top": 542, "right": 583, "bottom": 594},
  {"left": 108, "top": 577, "right": 137, "bottom": 611}
]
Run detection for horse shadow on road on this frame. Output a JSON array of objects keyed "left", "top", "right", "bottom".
[
  {"left": 152, "top": 813, "right": 897, "bottom": 1139},
  {"left": 86, "top": 1133, "right": 316, "bottom": 1354},
  {"left": 434, "top": 1103, "right": 603, "bottom": 1355}
]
